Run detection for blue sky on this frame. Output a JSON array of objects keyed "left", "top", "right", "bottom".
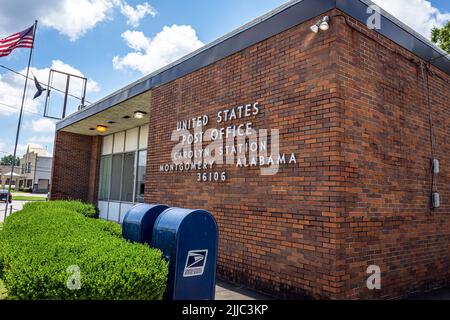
[{"left": 0, "top": 0, "right": 448, "bottom": 158}]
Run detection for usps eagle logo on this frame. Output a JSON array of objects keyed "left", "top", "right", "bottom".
[{"left": 183, "top": 250, "right": 208, "bottom": 277}]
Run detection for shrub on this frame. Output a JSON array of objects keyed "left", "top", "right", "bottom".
[
  {"left": 22, "top": 200, "right": 99, "bottom": 218},
  {"left": 0, "top": 201, "right": 168, "bottom": 300}
]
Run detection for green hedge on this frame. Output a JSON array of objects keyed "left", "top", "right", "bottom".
[
  {"left": 23, "top": 200, "right": 99, "bottom": 218},
  {"left": 0, "top": 201, "right": 168, "bottom": 300}
]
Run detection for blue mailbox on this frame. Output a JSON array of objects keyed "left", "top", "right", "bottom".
[
  {"left": 152, "top": 207, "right": 218, "bottom": 300},
  {"left": 122, "top": 203, "right": 169, "bottom": 245}
]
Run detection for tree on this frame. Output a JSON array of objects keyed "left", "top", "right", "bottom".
[
  {"left": 0, "top": 155, "right": 20, "bottom": 166},
  {"left": 431, "top": 22, "right": 450, "bottom": 54}
]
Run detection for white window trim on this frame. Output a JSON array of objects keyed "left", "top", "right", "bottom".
[{"left": 99, "top": 125, "right": 148, "bottom": 223}]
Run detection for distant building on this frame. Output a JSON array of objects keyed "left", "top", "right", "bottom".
[
  {"left": 17, "top": 144, "right": 53, "bottom": 193},
  {"left": 0, "top": 165, "right": 21, "bottom": 187}
]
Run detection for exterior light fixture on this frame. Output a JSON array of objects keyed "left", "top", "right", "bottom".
[
  {"left": 319, "top": 16, "right": 330, "bottom": 30},
  {"left": 96, "top": 125, "right": 108, "bottom": 133},
  {"left": 134, "top": 111, "right": 147, "bottom": 119},
  {"left": 310, "top": 24, "right": 319, "bottom": 33},
  {"left": 311, "top": 16, "right": 330, "bottom": 33}
]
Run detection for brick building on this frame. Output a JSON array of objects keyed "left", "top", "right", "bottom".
[{"left": 50, "top": 0, "right": 450, "bottom": 299}]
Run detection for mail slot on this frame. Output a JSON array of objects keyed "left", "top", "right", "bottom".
[
  {"left": 122, "top": 203, "right": 169, "bottom": 245},
  {"left": 152, "top": 207, "right": 218, "bottom": 300}
]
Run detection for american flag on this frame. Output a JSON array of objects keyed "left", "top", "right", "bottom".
[{"left": 0, "top": 25, "right": 34, "bottom": 57}]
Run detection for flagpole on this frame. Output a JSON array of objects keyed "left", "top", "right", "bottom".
[{"left": 3, "top": 20, "right": 38, "bottom": 220}]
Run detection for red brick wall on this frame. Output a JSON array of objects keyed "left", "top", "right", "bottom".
[
  {"left": 50, "top": 8, "right": 450, "bottom": 300},
  {"left": 87, "top": 136, "right": 102, "bottom": 204},
  {"left": 145, "top": 12, "right": 344, "bottom": 299},
  {"left": 334, "top": 14, "right": 450, "bottom": 299},
  {"left": 145, "top": 9, "right": 450, "bottom": 299},
  {"left": 50, "top": 131, "right": 100, "bottom": 203}
]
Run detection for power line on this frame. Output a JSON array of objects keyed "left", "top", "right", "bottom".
[
  {"left": 2, "top": 164, "right": 53, "bottom": 174},
  {"left": 0, "top": 101, "right": 44, "bottom": 117},
  {"left": 0, "top": 64, "right": 92, "bottom": 105}
]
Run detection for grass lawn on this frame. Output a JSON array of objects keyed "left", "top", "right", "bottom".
[{"left": 12, "top": 196, "right": 47, "bottom": 201}]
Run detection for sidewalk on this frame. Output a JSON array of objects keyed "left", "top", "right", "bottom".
[
  {"left": 215, "top": 280, "right": 450, "bottom": 300},
  {"left": 407, "top": 287, "right": 450, "bottom": 300},
  {"left": 215, "top": 281, "right": 273, "bottom": 300},
  {"left": 0, "top": 200, "right": 26, "bottom": 223}
]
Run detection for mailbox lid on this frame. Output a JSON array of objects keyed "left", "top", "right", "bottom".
[{"left": 122, "top": 203, "right": 169, "bottom": 244}]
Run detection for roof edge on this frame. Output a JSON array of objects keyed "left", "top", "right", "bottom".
[
  {"left": 57, "top": 0, "right": 335, "bottom": 130},
  {"left": 338, "top": 0, "right": 449, "bottom": 64},
  {"left": 57, "top": 0, "right": 450, "bottom": 131}
]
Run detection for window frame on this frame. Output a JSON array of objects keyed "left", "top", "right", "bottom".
[
  {"left": 98, "top": 126, "right": 148, "bottom": 206},
  {"left": 120, "top": 151, "right": 136, "bottom": 202},
  {"left": 135, "top": 149, "right": 147, "bottom": 203},
  {"left": 98, "top": 154, "right": 112, "bottom": 201}
]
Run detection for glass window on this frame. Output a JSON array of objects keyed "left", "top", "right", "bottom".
[
  {"left": 113, "top": 131, "right": 125, "bottom": 154},
  {"left": 98, "top": 155, "right": 111, "bottom": 200},
  {"left": 139, "top": 125, "right": 148, "bottom": 149},
  {"left": 125, "top": 128, "right": 139, "bottom": 152},
  {"left": 121, "top": 152, "right": 135, "bottom": 202},
  {"left": 98, "top": 127, "right": 147, "bottom": 210},
  {"left": 110, "top": 154, "right": 123, "bottom": 201},
  {"left": 136, "top": 150, "right": 147, "bottom": 203},
  {"left": 102, "top": 135, "right": 113, "bottom": 155}
]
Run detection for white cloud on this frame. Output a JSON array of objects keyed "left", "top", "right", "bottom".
[
  {"left": 0, "top": 60, "right": 99, "bottom": 116},
  {"left": 41, "top": 0, "right": 114, "bottom": 41},
  {"left": 113, "top": 25, "right": 204, "bottom": 75},
  {"left": 0, "top": 142, "right": 27, "bottom": 157},
  {"left": 0, "top": 142, "right": 7, "bottom": 154},
  {"left": 372, "top": 0, "right": 450, "bottom": 39},
  {"left": 0, "top": 73, "right": 40, "bottom": 116},
  {"left": 28, "top": 135, "right": 55, "bottom": 144},
  {"left": 44, "top": 60, "right": 100, "bottom": 94},
  {"left": 27, "top": 119, "right": 56, "bottom": 133},
  {"left": 121, "top": 30, "right": 151, "bottom": 51},
  {"left": 113, "top": 0, "right": 156, "bottom": 27},
  {"left": 0, "top": 0, "right": 157, "bottom": 41},
  {"left": 16, "top": 144, "right": 28, "bottom": 156}
]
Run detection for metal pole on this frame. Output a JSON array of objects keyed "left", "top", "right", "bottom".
[
  {"left": 80, "top": 77, "right": 87, "bottom": 109},
  {"left": 62, "top": 74, "right": 70, "bottom": 118},
  {"left": 3, "top": 20, "right": 38, "bottom": 220}
]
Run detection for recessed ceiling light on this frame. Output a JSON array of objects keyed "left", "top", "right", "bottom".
[
  {"left": 134, "top": 111, "right": 147, "bottom": 119},
  {"left": 108, "top": 121, "right": 116, "bottom": 124},
  {"left": 96, "top": 125, "right": 108, "bottom": 133},
  {"left": 89, "top": 128, "right": 95, "bottom": 131},
  {"left": 123, "top": 115, "right": 131, "bottom": 119}
]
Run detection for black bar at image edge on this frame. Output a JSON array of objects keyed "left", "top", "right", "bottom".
[{"left": 0, "top": 300, "right": 447, "bottom": 318}]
